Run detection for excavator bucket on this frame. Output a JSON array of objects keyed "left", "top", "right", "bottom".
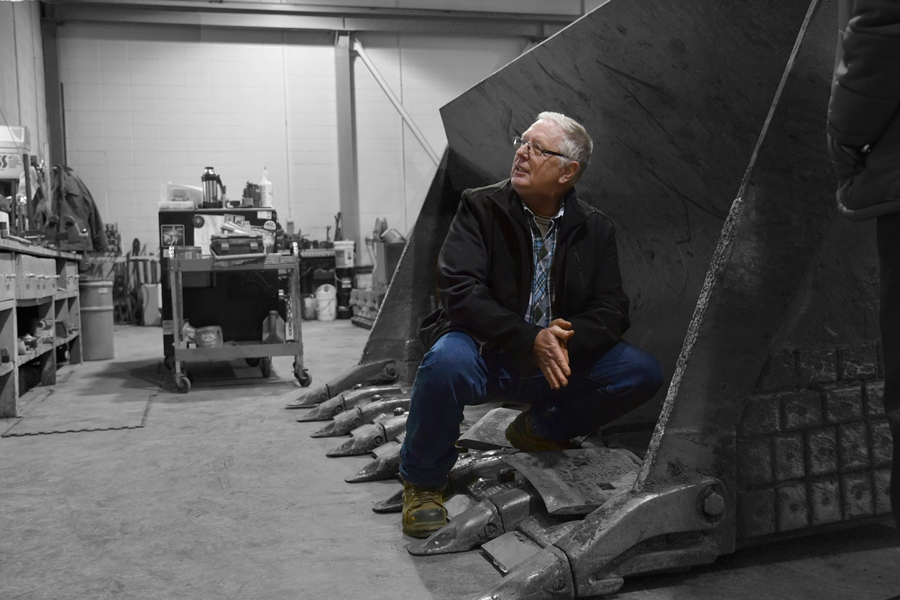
[{"left": 295, "top": 0, "right": 892, "bottom": 597}]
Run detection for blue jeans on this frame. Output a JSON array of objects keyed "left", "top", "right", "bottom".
[{"left": 400, "top": 332, "right": 664, "bottom": 489}]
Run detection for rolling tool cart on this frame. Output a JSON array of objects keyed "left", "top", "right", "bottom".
[
  {"left": 168, "top": 248, "right": 312, "bottom": 392},
  {"left": 159, "top": 207, "right": 309, "bottom": 393}
]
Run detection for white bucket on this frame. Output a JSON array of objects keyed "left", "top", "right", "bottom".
[
  {"left": 315, "top": 284, "right": 337, "bottom": 321},
  {"left": 334, "top": 240, "right": 355, "bottom": 268}
]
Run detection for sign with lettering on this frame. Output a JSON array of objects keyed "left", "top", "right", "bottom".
[{"left": 0, "top": 154, "right": 24, "bottom": 179}]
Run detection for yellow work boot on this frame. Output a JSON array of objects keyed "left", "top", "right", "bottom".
[
  {"left": 505, "top": 409, "right": 579, "bottom": 452},
  {"left": 402, "top": 481, "right": 447, "bottom": 539}
]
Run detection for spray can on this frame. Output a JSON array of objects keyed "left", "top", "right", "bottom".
[{"left": 260, "top": 168, "right": 273, "bottom": 208}]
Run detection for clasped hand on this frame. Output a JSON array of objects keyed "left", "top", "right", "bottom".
[{"left": 532, "top": 318, "right": 574, "bottom": 390}]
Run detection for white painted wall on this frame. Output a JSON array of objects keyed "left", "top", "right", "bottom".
[
  {"left": 353, "top": 33, "right": 523, "bottom": 259},
  {"left": 56, "top": 22, "right": 524, "bottom": 257}
]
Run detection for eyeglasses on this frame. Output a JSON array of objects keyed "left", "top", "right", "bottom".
[{"left": 513, "top": 136, "right": 570, "bottom": 160}]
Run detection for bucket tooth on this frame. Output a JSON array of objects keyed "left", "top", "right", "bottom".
[
  {"left": 326, "top": 413, "right": 407, "bottom": 457},
  {"left": 372, "top": 486, "right": 404, "bottom": 514},
  {"left": 516, "top": 515, "right": 581, "bottom": 548},
  {"left": 285, "top": 383, "right": 333, "bottom": 409},
  {"left": 285, "top": 359, "right": 401, "bottom": 408},
  {"left": 462, "top": 544, "right": 575, "bottom": 600},
  {"left": 310, "top": 418, "right": 347, "bottom": 437},
  {"left": 319, "top": 397, "right": 410, "bottom": 438},
  {"left": 407, "top": 484, "right": 542, "bottom": 556},
  {"left": 446, "top": 449, "right": 516, "bottom": 494},
  {"left": 297, "top": 385, "right": 405, "bottom": 422},
  {"left": 444, "top": 493, "right": 478, "bottom": 519},
  {"left": 296, "top": 407, "right": 334, "bottom": 422},
  {"left": 326, "top": 423, "right": 387, "bottom": 457},
  {"left": 345, "top": 442, "right": 402, "bottom": 483},
  {"left": 407, "top": 499, "right": 502, "bottom": 556}
]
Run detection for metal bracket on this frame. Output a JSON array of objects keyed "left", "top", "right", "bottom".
[{"left": 466, "top": 478, "right": 727, "bottom": 600}]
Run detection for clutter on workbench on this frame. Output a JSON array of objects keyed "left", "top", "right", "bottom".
[{"left": 158, "top": 203, "right": 309, "bottom": 391}]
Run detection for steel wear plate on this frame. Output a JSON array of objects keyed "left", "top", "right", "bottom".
[
  {"left": 502, "top": 447, "right": 642, "bottom": 515},
  {"left": 481, "top": 531, "right": 544, "bottom": 575},
  {"left": 457, "top": 407, "right": 519, "bottom": 451}
]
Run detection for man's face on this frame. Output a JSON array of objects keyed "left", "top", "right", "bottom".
[{"left": 510, "top": 120, "right": 573, "bottom": 199}]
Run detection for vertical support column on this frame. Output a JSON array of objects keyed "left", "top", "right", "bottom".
[
  {"left": 334, "top": 32, "right": 360, "bottom": 258},
  {"left": 40, "top": 6, "right": 65, "bottom": 166}
]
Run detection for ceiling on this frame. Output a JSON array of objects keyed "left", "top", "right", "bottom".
[{"left": 43, "top": 0, "right": 612, "bottom": 38}]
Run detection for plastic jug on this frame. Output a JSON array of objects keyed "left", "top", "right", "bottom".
[
  {"left": 262, "top": 310, "right": 285, "bottom": 344},
  {"left": 259, "top": 168, "right": 273, "bottom": 208},
  {"left": 315, "top": 284, "right": 337, "bottom": 321}
]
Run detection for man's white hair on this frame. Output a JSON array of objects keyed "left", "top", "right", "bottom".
[{"left": 537, "top": 111, "right": 593, "bottom": 182}]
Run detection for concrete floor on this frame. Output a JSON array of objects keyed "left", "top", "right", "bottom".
[{"left": 1, "top": 322, "right": 898, "bottom": 600}]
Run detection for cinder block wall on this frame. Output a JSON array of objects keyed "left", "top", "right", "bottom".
[{"left": 55, "top": 22, "right": 523, "bottom": 256}]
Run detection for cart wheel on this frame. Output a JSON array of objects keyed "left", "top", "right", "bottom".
[
  {"left": 175, "top": 374, "right": 191, "bottom": 393},
  {"left": 245, "top": 358, "right": 260, "bottom": 367},
  {"left": 296, "top": 368, "right": 312, "bottom": 387},
  {"left": 260, "top": 357, "right": 272, "bottom": 378}
]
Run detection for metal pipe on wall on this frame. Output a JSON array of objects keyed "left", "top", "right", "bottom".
[{"left": 352, "top": 39, "right": 441, "bottom": 168}]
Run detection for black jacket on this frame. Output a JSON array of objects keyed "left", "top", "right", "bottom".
[
  {"left": 827, "top": 0, "right": 900, "bottom": 220},
  {"left": 428, "top": 180, "right": 630, "bottom": 363}
]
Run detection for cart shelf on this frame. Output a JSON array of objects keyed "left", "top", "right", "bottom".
[
  {"left": 170, "top": 255, "right": 297, "bottom": 273},
  {"left": 175, "top": 341, "right": 302, "bottom": 361},
  {"left": 163, "top": 247, "right": 309, "bottom": 393}
]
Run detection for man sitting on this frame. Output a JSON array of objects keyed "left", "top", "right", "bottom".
[{"left": 399, "top": 112, "right": 664, "bottom": 539}]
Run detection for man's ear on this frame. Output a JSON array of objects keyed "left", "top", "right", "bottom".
[{"left": 558, "top": 160, "right": 580, "bottom": 185}]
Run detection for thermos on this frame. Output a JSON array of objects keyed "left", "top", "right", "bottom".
[{"left": 201, "top": 167, "right": 226, "bottom": 208}]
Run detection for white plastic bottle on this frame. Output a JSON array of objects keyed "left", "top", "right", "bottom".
[{"left": 259, "top": 167, "right": 273, "bottom": 208}]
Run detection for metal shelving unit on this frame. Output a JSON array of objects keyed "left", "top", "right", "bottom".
[{"left": 0, "top": 239, "right": 83, "bottom": 417}]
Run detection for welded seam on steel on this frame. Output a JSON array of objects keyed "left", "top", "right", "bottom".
[{"left": 634, "top": 0, "right": 822, "bottom": 490}]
